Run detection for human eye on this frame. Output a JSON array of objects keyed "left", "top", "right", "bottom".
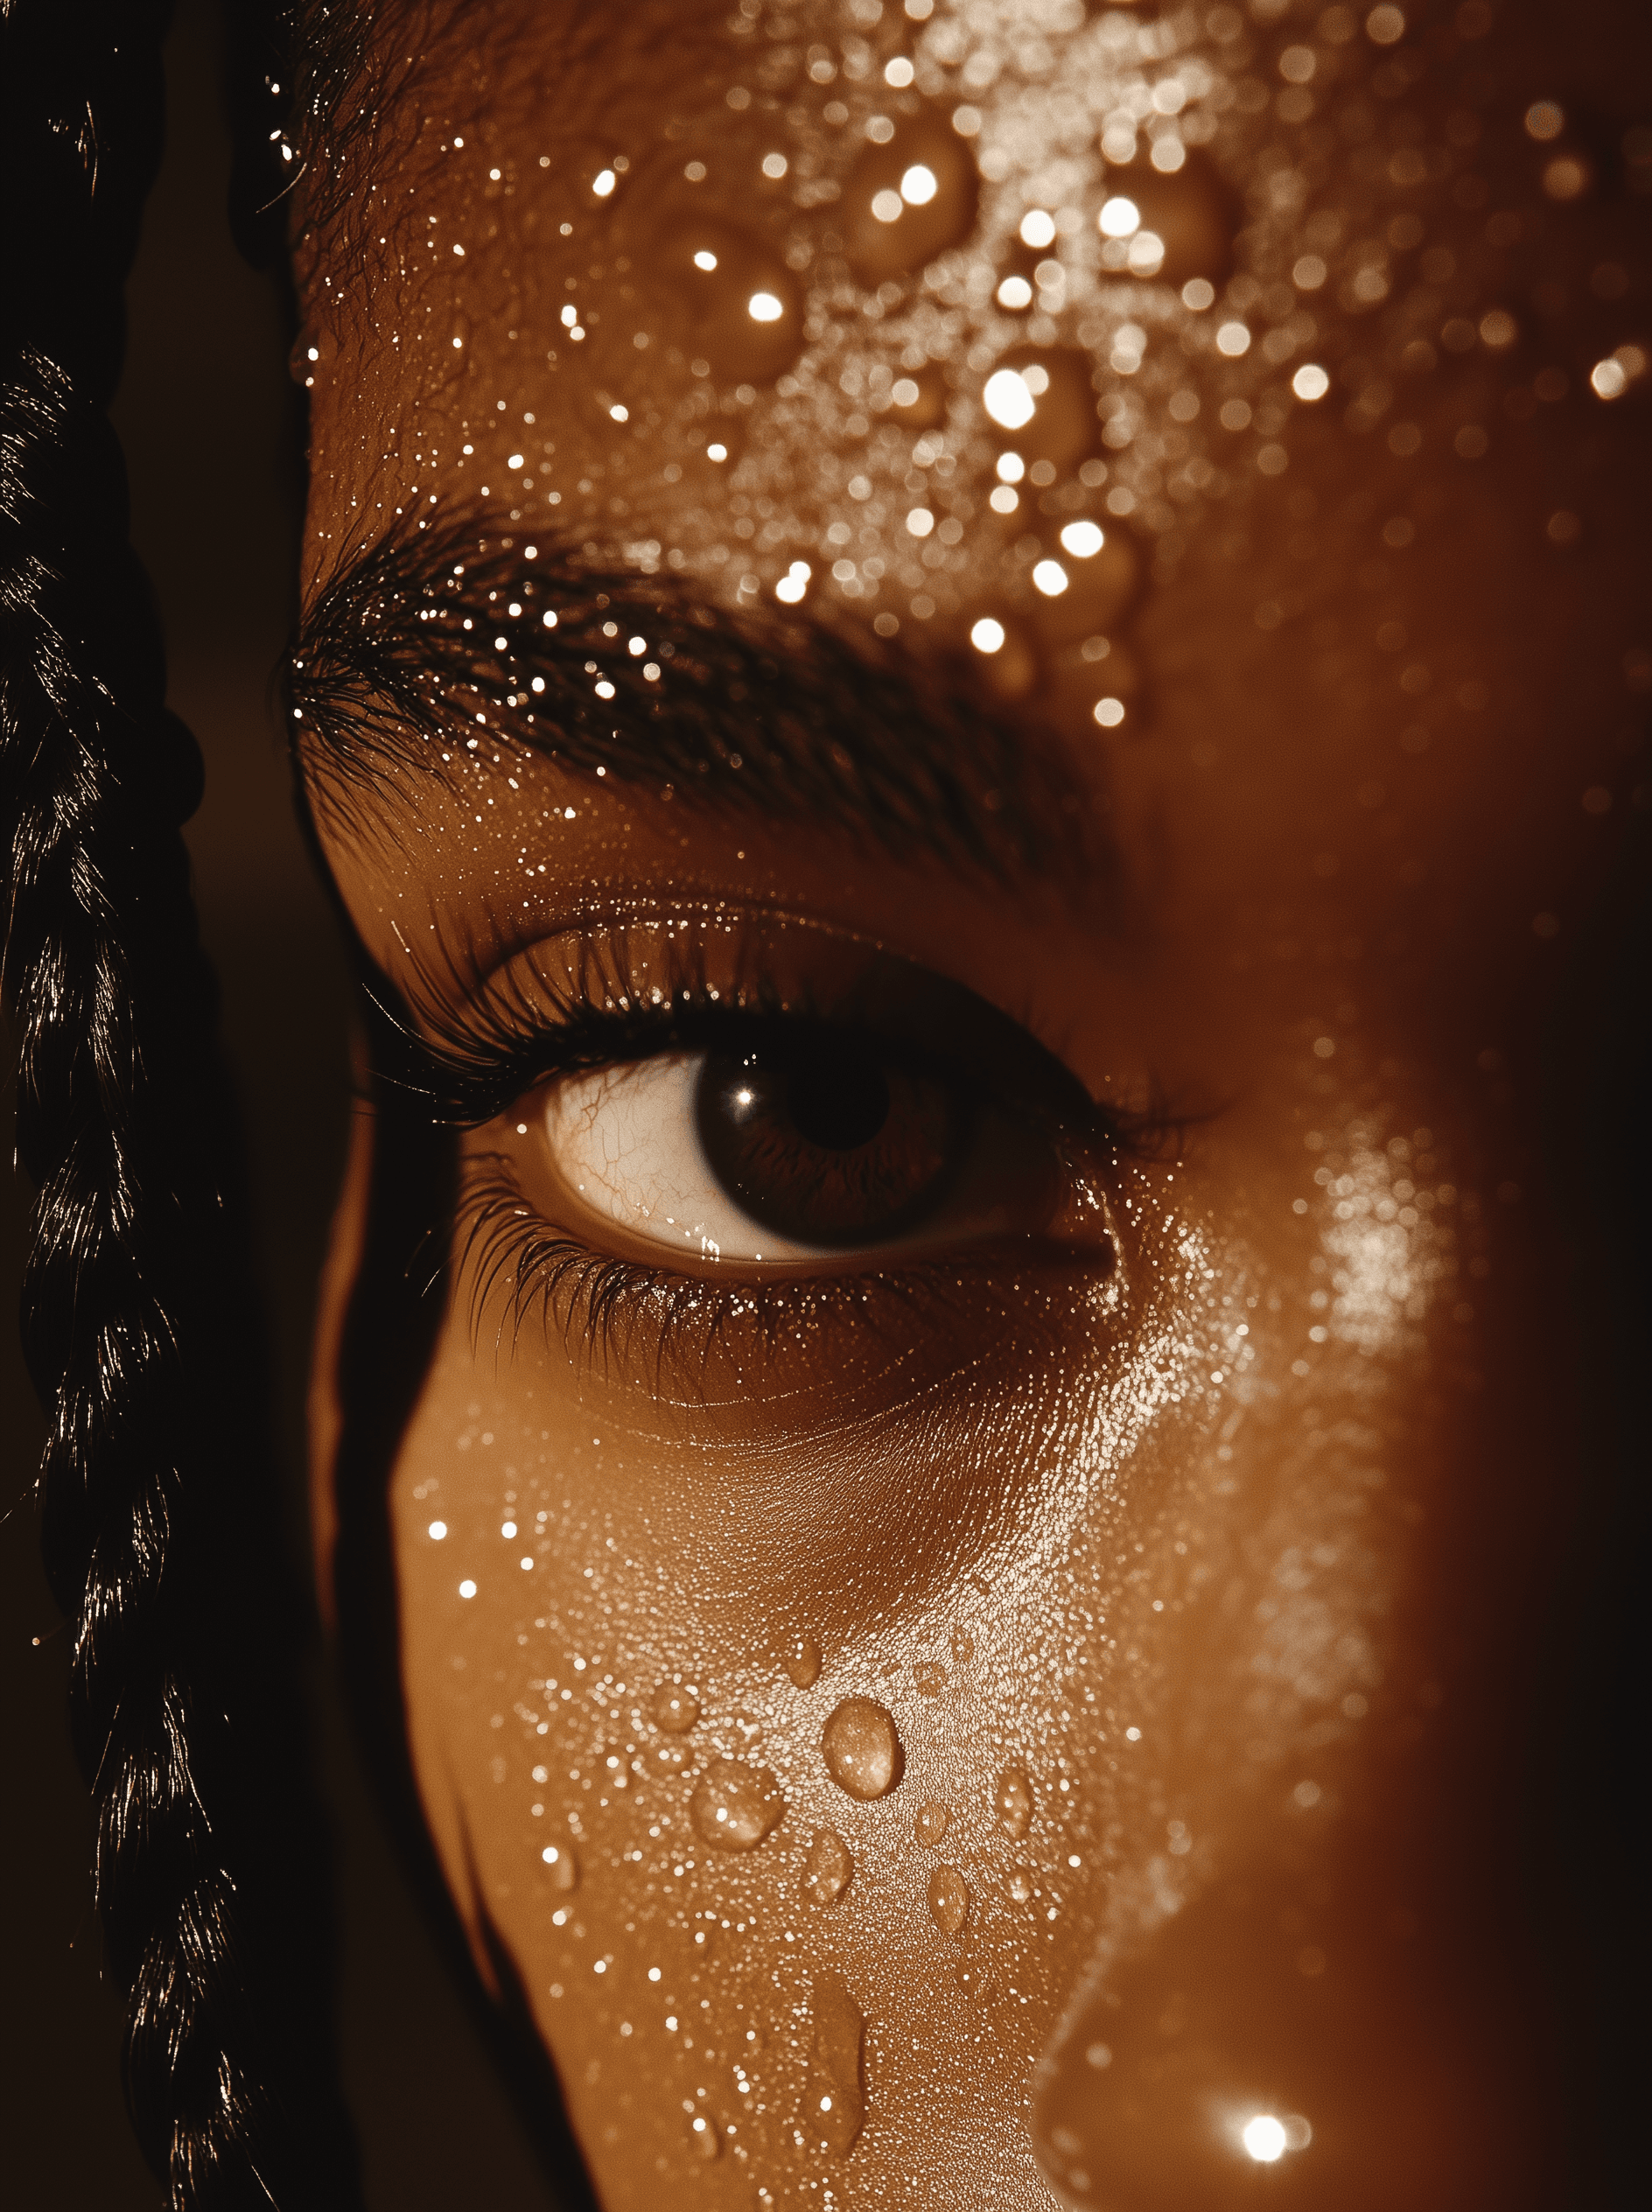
[{"left": 426, "top": 916, "right": 1126, "bottom": 1373}]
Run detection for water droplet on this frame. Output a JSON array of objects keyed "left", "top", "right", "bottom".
[
  {"left": 783, "top": 1634, "right": 822, "bottom": 1690},
  {"left": 690, "top": 1758, "right": 786, "bottom": 1850},
  {"left": 653, "top": 1741, "right": 690, "bottom": 1773},
  {"left": 1006, "top": 1866, "right": 1033, "bottom": 1903},
  {"left": 654, "top": 1683, "right": 700, "bottom": 1734},
  {"left": 654, "top": 219, "right": 802, "bottom": 382},
  {"left": 914, "top": 1801, "right": 951, "bottom": 1847},
  {"left": 984, "top": 347, "right": 1096, "bottom": 477},
  {"left": 687, "top": 2111, "right": 721, "bottom": 2160},
  {"left": 928, "top": 1864, "right": 970, "bottom": 1937},
  {"left": 808, "top": 1970, "right": 866, "bottom": 2155},
  {"left": 995, "top": 1767, "right": 1033, "bottom": 1841},
  {"left": 950, "top": 1627, "right": 976, "bottom": 1663},
  {"left": 802, "top": 1828, "right": 853, "bottom": 1906},
  {"left": 821, "top": 1697, "right": 904, "bottom": 1801},
  {"left": 1096, "top": 154, "right": 1235, "bottom": 289},
  {"left": 844, "top": 114, "right": 978, "bottom": 284},
  {"left": 540, "top": 1841, "right": 580, "bottom": 1893}
]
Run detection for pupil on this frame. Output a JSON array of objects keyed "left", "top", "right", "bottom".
[{"left": 786, "top": 1054, "right": 890, "bottom": 1152}]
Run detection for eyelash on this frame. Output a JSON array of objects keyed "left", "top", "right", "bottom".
[{"left": 385, "top": 926, "right": 1163, "bottom": 1371}]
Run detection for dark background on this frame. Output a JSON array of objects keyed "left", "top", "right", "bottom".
[{"left": 0, "top": 4, "right": 559, "bottom": 2203}]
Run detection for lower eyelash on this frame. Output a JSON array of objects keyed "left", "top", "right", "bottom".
[{"left": 455, "top": 1153, "right": 968, "bottom": 1386}]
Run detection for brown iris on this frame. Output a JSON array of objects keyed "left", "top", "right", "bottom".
[{"left": 693, "top": 1040, "right": 962, "bottom": 1249}]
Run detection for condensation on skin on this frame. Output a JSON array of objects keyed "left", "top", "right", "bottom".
[
  {"left": 296, "top": 0, "right": 1605, "bottom": 757},
  {"left": 389, "top": 1097, "right": 1466, "bottom": 2203},
  {"left": 301, "top": 4, "right": 1578, "bottom": 2202}
]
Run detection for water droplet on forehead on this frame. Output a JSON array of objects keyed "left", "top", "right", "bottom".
[
  {"left": 1096, "top": 151, "right": 1236, "bottom": 290},
  {"left": 652, "top": 218, "right": 803, "bottom": 384},
  {"left": 691, "top": 1758, "right": 786, "bottom": 1850},
  {"left": 653, "top": 1683, "right": 700, "bottom": 1733},
  {"left": 802, "top": 1828, "right": 853, "bottom": 1906},
  {"left": 844, "top": 112, "right": 978, "bottom": 284},
  {"left": 539, "top": 1841, "right": 579, "bottom": 1893},
  {"left": 821, "top": 1696, "right": 904, "bottom": 1800}
]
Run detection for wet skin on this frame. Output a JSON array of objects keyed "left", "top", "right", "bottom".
[{"left": 298, "top": 4, "right": 1648, "bottom": 2206}]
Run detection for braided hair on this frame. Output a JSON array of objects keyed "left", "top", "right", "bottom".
[{"left": 0, "top": 2, "right": 361, "bottom": 2202}]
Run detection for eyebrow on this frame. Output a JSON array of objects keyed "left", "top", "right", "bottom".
[{"left": 287, "top": 513, "right": 1110, "bottom": 903}]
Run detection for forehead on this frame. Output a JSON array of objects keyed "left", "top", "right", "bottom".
[{"left": 301, "top": 2, "right": 1492, "bottom": 617}]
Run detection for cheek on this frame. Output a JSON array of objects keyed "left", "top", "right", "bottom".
[{"left": 382, "top": 1197, "right": 1244, "bottom": 2193}]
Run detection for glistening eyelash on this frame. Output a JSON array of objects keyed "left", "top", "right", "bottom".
[
  {"left": 373, "top": 921, "right": 828, "bottom": 1130},
  {"left": 454, "top": 1152, "right": 970, "bottom": 1382}
]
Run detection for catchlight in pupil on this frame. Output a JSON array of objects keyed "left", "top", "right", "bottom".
[{"left": 693, "top": 1041, "right": 957, "bottom": 1250}]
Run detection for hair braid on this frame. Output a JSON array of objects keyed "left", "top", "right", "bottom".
[{"left": 1, "top": 4, "right": 361, "bottom": 2204}]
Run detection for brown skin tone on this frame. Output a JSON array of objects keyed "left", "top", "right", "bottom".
[{"left": 301, "top": 4, "right": 1645, "bottom": 2206}]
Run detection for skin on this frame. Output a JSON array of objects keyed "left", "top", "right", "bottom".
[{"left": 299, "top": 4, "right": 1647, "bottom": 2205}]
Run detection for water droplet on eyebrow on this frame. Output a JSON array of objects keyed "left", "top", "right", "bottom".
[
  {"left": 995, "top": 1767, "right": 1033, "bottom": 1841},
  {"left": 691, "top": 1759, "right": 786, "bottom": 1849},
  {"left": 927, "top": 1864, "right": 970, "bottom": 1936},
  {"left": 802, "top": 1828, "right": 853, "bottom": 1905},
  {"left": 821, "top": 1697, "right": 904, "bottom": 1800}
]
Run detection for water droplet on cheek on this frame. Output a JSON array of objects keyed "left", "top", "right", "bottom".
[
  {"left": 844, "top": 115, "right": 978, "bottom": 284},
  {"left": 808, "top": 1971, "right": 866, "bottom": 2155},
  {"left": 821, "top": 1697, "right": 904, "bottom": 1800},
  {"left": 653, "top": 220, "right": 803, "bottom": 382},
  {"left": 690, "top": 1757, "right": 786, "bottom": 1849},
  {"left": 914, "top": 1801, "right": 951, "bottom": 1846},
  {"left": 928, "top": 1864, "right": 971, "bottom": 1936},
  {"left": 995, "top": 1766, "right": 1034, "bottom": 1841},
  {"left": 802, "top": 1828, "right": 853, "bottom": 1905}
]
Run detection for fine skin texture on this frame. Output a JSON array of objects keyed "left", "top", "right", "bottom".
[{"left": 298, "top": 4, "right": 1647, "bottom": 2207}]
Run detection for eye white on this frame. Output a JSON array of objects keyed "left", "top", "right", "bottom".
[{"left": 541, "top": 1053, "right": 824, "bottom": 1264}]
